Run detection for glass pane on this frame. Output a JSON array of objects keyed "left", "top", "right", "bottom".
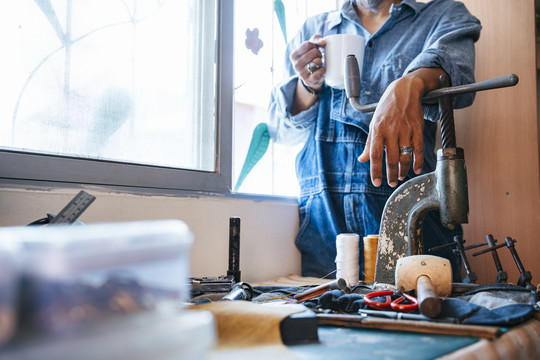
[
  {"left": 0, "top": 0, "right": 217, "bottom": 172},
  {"left": 233, "top": 0, "right": 339, "bottom": 196}
]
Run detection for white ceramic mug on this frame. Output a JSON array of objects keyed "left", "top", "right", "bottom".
[{"left": 324, "top": 34, "right": 365, "bottom": 89}]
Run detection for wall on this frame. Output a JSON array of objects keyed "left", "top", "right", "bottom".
[
  {"left": 457, "top": 0, "right": 540, "bottom": 285},
  {"left": 0, "top": 187, "right": 301, "bottom": 283}
]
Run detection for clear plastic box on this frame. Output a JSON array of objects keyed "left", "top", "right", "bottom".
[
  {"left": 0, "top": 219, "right": 193, "bottom": 336},
  {"left": 0, "top": 241, "right": 19, "bottom": 347}
]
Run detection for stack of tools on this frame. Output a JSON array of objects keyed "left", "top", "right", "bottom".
[
  {"left": 473, "top": 235, "right": 535, "bottom": 291},
  {"left": 287, "top": 236, "right": 539, "bottom": 339}
]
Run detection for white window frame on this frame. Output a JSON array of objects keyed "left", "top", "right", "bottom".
[{"left": 0, "top": 1, "right": 234, "bottom": 194}]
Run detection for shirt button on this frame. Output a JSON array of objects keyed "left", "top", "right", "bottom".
[
  {"left": 365, "top": 91, "right": 371, "bottom": 95},
  {"left": 368, "top": 42, "right": 373, "bottom": 48}
]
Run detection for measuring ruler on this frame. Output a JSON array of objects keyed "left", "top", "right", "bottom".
[{"left": 49, "top": 190, "right": 96, "bottom": 224}]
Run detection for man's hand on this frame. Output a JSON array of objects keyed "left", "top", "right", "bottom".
[
  {"left": 290, "top": 35, "right": 326, "bottom": 115},
  {"left": 357, "top": 68, "right": 447, "bottom": 187}
]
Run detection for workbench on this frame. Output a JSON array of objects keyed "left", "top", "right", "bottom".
[
  {"left": 205, "top": 275, "right": 540, "bottom": 360},
  {"left": 287, "top": 320, "right": 540, "bottom": 360}
]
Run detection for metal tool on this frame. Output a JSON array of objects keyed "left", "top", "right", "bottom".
[
  {"left": 472, "top": 234, "right": 508, "bottom": 283},
  {"left": 227, "top": 217, "right": 241, "bottom": 282},
  {"left": 190, "top": 216, "right": 243, "bottom": 298},
  {"left": 344, "top": 55, "right": 518, "bottom": 114},
  {"left": 343, "top": 54, "right": 519, "bottom": 284},
  {"left": 222, "top": 282, "right": 253, "bottom": 301},
  {"left": 191, "top": 275, "right": 235, "bottom": 297},
  {"left": 429, "top": 235, "right": 486, "bottom": 283},
  {"left": 49, "top": 190, "right": 96, "bottom": 224},
  {"left": 358, "top": 309, "right": 456, "bottom": 323},
  {"left": 504, "top": 237, "right": 534, "bottom": 290}
]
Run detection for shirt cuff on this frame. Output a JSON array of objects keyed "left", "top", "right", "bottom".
[{"left": 405, "top": 51, "right": 476, "bottom": 121}]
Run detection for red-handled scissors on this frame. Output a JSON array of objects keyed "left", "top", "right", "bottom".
[{"left": 364, "top": 290, "right": 418, "bottom": 312}]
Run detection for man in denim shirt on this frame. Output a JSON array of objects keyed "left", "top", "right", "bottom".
[{"left": 267, "top": 0, "right": 481, "bottom": 280}]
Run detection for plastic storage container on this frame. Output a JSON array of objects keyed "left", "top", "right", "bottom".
[
  {"left": 0, "top": 241, "right": 19, "bottom": 347},
  {"left": 0, "top": 219, "right": 193, "bottom": 336}
]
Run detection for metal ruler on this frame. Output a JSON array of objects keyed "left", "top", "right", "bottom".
[{"left": 49, "top": 190, "right": 96, "bottom": 224}]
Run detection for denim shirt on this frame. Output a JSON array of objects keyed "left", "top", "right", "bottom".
[{"left": 267, "top": 0, "right": 481, "bottom": 278}]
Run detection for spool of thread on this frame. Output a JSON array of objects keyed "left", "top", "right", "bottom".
[
  {"left": 335, "top": 233, "right": 359, "bottom": 285},
  {"left": 363, "top": 234, "right": 379, "bottom": 283}
]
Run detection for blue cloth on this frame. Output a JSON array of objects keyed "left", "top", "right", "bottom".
[
  {"left": 267, "top": 0, "right": 481, "bottom": 278},
  {"left": 440, "top": 298, "right": 535, "bottom": 326}
]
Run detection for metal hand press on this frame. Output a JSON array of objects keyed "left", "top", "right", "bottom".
[{"left": 344, "top": 55, "right": 519, "bottom": 284}]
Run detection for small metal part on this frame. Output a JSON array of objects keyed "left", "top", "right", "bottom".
[
  {"left": 222, "top": 282, "right": 253, "bottom": 301},
  {"left": 191, "top": 275, "right": 235, "bottom": 297},
  {"left": 472, "top": 235, "right": 508, "bottom": 283},
  {"left": 504, "top": 237, "right": 534, "bottom": 290},
  {"left": 227, "top": 217, "right": 241, "bottom": 283}
]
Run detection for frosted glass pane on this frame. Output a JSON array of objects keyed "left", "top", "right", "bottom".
[{"left": 0, "top": 0, "right": 217, "bottom": 172}]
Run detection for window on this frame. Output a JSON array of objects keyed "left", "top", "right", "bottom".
[
  {"left": 232, "top": 0, "right": 339, "bottom": 196},
  {"left": 1, "top": 0, "right": 232, "bottom": 192},
  {"left": 1, "top": 0, "right": 339, "bottom": 196}
]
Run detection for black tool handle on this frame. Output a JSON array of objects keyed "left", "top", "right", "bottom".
[{"left": 227, "top": 217, "right": 241, "bottom": 282}]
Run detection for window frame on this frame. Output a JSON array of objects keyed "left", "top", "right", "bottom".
[{"left": 0, "top": 0, "right": 234, "bottom": 194}]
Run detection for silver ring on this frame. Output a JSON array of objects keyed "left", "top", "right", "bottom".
[
  {"left": 306, "top": 61, "right": 320, "bottom": 75},
  {"left": 399, "top": 146, "right": 413, "bottom": 156}
]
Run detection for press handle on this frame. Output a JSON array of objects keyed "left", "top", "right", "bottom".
[{"left": 344, "top": 54, "right": 519, "bottom": 113}]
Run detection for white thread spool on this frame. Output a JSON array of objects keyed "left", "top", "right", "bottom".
[{"left": 335, "top": 233, "right": 359, "bottom": 285}]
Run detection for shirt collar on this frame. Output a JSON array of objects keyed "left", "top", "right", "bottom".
[
  {"left": 328, "top": 0, "right": 422, "bottom": 32},
  {"left": 392, "top": 0, "right": 421, "bottom": 16}
]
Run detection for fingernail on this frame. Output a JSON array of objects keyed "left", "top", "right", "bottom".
[
  {"left": 373, "top": 178, "right": 381, "bottom": 187},
  {"left": 389, "top": 181, "right": 397, "bottom": 188}
]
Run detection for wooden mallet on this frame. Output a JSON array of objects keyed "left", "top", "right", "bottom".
[{"left": 395, "top": 255, "right": 452, "bottom": 318}]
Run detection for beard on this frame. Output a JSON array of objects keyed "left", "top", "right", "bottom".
[{"left": 356, "top": 0, "right": 386, "bottom": 12}]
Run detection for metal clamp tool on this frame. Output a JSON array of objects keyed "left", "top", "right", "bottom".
[{"left": 343, "top": 54, "right": 519, "bottom": 284}]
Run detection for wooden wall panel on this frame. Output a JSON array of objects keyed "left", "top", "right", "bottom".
[{"left": 456, "top": 0, "right": 540, "bottom": 286}]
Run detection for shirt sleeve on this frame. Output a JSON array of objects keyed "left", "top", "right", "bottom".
[
  {"left": 267, "top": 13, "right": 328, "bottom": 145},
  {"left": 404, "top": 2, "right": 482, "bottom": 121}
]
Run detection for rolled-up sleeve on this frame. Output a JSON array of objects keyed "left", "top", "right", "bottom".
[
  {"left": 404, "top": 3, "right": 481, "bottom": 121},
  {"left": 267, "top": 75, "right": 319, "bottom": 145}
]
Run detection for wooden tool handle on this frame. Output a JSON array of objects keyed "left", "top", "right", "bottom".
[
  {"left": 417, "top": 275, "right": 441, "bottom": 318},
  {"left": 316, "top": 314, "right": 502, "bottom": 339}
]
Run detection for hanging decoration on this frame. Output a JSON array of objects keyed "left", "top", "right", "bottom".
[
  {"left": 234, "top": 123, "right": 271, "bottom": 192},
  {"left": 274, "top": 0, "right": 287, "bottom": 44},
  {"left": 245, "top": 28, "right": 264, "bottom": 55}
]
